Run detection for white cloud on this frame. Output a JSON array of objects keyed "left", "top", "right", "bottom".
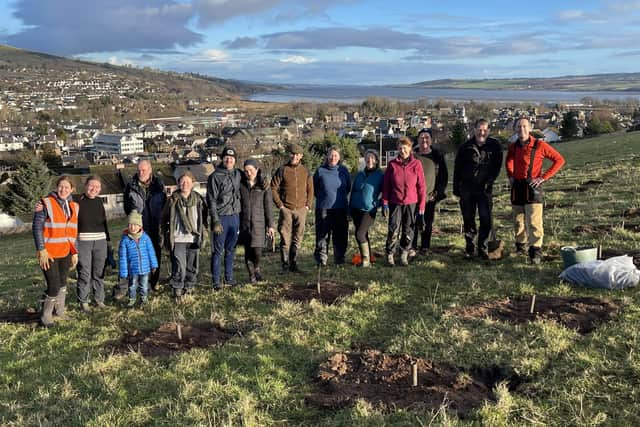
[
  {"left": 108, "top": 56, "right": 137, "bottom": 66},
  {"left": 280, "top": 55, "right": 316, "bottom": 64},
  {"left": 193, "top": 49, "right": 231, "bottom": 62},
  {"left": 558, "top": 9, "right": 585, "bottom": 20}
]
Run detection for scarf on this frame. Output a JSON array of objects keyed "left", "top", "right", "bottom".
[{"left": 175, "top": 191, "right": 199, "bottom": 236}]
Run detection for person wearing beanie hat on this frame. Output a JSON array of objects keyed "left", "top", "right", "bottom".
[
  {"left": 349, "top": 149, "right": 384, "bottom": 267},
  {"left": 412, "top": 127, "right": 448, "bottom": 256},
  {"left": 271, "top": 142, "right": 313, "bottom": 273},
  {"left": 243, "top": 158, "right": 258, "bottom": 169},
  {"left": 119, "top": 209, "right": 158, "bottom": 307},
  {"left": 122, "top": 159, "right": 166, "bottom": 294},
  {"left": 160, "top": 170, "right": 208, "bottom": 301},
  {"left": 207, "top": 145, "right": 242, "bottom": 290}
]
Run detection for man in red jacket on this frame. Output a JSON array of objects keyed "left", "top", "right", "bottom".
[
  {"left": 505, "top": 117, "right": 565, "bottom": 264},
  {"left": 382, "top": 136, "right": 426, "bottom": 266}
]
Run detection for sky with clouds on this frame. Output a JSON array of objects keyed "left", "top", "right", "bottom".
[{"left": 1, "top": 0, "right": 639, "bottom": 85}]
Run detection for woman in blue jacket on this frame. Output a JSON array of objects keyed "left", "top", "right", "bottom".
[
  {"left": 349, "top": 149, "right": 384, "bottom": 267},
  {"left": 119, "top": 211, "right": 158, "bottom": 307}
]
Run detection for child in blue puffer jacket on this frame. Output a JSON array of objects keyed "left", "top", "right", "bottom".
[{"left": 119, "top": 210, "right": 158, "bottom": 307}]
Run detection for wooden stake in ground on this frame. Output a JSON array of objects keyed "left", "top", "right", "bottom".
[
  {"left": 176, "top": 322, "right": 182, "bottom": 341},
  {"left": 411, "top": 361, "right": 418, "bottom": 387},
  {"left": 529, "top": 295, "right": 536, "bottom": 314},
  {"left": 316, "top": 264, "right": 322, "bottom": 297}
]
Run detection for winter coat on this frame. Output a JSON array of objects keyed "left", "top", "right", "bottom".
[
  {"left": 453, "top": 137, "right": 503, "bottom": 195},
  {"left": 382, "top": 155, "right": 426, "bottom": 211},
  {"left": 206, "top": 165, "right": 242, "bottom": 224},
  {"left": 239, "top": 172, "right": 274, "bottom": 248},
  {"left": 415, "top": 147, "right": 449, "bottom": 201},
  {"left": 270, "top": 162, "right": 314, "bottom": 210},
  {"left": 349, "top": 168, "right": 384, "bottom": 214},
  {"left": 123, "top": 174, "right": 166, "bottom": 234},
  {"left": 313, "top": 163, "right": 351, "bottom": 210},
  {"left": 118, "top": 230, "right": 158, "bottom": 278},
  {"left": 505, "top": 135, "right": 565, "bottom": 181},
  {"left": 160, "top": 190, "right": 209, "bottom": 251}
]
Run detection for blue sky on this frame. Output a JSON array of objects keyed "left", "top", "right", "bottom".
[{"left": 1, "top": 0, "right": 639, "bottom": 85}]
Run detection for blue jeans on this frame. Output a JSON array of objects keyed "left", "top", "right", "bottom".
[
  {"left": 128, "top": 274, "right": 149, "bottom": 299},
  {"left": 211, "top": 214, "right": 240, "bottom": 286}
]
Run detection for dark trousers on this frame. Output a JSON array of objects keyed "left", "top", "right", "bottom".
[
  {"left": 76, "top": 239, "right": 107, "bottom": 304},
  {"left": 147, "top": 228, "right": 162, "bottom": 287},
  {"left": 412, "top": 200, "right": 437, "bottom": 250},
  {"left": 42, "top": 253, "right": 71, "bottom": 297},
  {"left": 386, "top": 203, "right": 416, "bottom": 255},
  {"left": 170, "top": 242, "right": 200, "bottom": 291},
  {"left": 351, "top": 209, "right": 376, "bottom": 245},
  {"left": 211, "top": 214, "right": 240, "bottom": 286},
  {"left": 459, "top": 191, "right": 493, "bottom": 253},
  {"left": 314, "top": 208, "right": 349, "bottom": 264}
]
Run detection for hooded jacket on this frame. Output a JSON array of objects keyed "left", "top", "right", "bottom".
[
  {"left": 118, "top": 229, "right": 158, "bottom": 278},
  {"left": 206, "top": 165, "right": 242, "bottom": 224},
  {"left": 239, "top": 172, "right": 274, "bottom": 247}
]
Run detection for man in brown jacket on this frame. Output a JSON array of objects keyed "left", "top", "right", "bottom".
[{"left": 271, "top": 143, "right": 314, "bottom": 272}]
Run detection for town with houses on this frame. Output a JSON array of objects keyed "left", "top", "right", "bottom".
[{"left": 2, "top": 65, "right": 640, "bottom": 223}]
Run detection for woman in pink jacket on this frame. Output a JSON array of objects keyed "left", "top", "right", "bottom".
[{"left": 381, "top": 137, "right": 426, "bottom": 266}]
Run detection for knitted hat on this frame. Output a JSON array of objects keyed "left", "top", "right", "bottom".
[
  {"left": 220, "top": 146, "right": 237, "bottom": 159},
  {"left": 418, "top": 128, "right": 433, "bottom": 138},
  {"left": 243, "top": 158, "right": 259, "bottom": 169},
  {"left": 128, "top": 210, "right": 143, "bottom": 227}
]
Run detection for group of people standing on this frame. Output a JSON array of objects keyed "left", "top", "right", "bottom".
[{"left": 32, "top": 115, "right": 564, "bottom": 326}]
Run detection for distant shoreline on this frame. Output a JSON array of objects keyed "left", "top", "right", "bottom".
[{"left": 245, "top": 85, "right": 640, "bottom": 104}]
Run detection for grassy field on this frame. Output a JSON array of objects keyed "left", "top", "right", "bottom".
[{"left": 1, "top": 131, "right": 640, "bottom": 426}]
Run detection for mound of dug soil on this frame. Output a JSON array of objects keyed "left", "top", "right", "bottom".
[
  {"left": 573, "top": 223, "right": 640, "bottom": 235},
  {"left": 113, "top": 321, "right": 238, "bottom": 357},
  {"left": 306, "top": 350, "right": 494, "bottom": 416},
  {"left": 277, "top": 281, "right": 356, "bottom": 305},
  {"left": 454, "top": 296, "right": 620, "bottom": 334},
  {"left": 0, "top": 307, "right": 40, "bottom": 324}
]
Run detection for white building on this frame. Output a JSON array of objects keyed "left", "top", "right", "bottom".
[
  {"left": 0, "top": 136, "right": 24, "bottom": 152},
  {"left": 93, "top": 133, "right": 144, "bottom": 155}
]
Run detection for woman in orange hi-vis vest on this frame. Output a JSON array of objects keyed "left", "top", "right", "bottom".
[{"left": 32, "top": 175, "right": 79, "bottom": 327}]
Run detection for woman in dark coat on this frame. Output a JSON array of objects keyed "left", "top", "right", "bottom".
[{"left": 239, "top": 159, "right": 275, "bottom": 283}]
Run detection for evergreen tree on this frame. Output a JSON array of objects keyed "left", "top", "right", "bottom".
[
  {"left": 560, "top": 111, "right": 580, "bottom": 139},
  {"left": 0, "top": 153, "right": 51, "bottom": 217},
  {"left": 449, "top": 121, "right": 468, "bottom": 146}
]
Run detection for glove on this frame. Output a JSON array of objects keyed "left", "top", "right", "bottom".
[
  {"left": 106, "top": 244, "right": 117, "bottom": 269},
  {"left": 151, "top": 268, "right": 157, "bottom": 274},
  {"left": 70, "top": 254, "right": 78, "bottom": 270},
  {"left": 37, "top": 249, "right": 53, "bottom": 271},
  {"left": 416, "top": 212, "right": 425, "bottom": 231},
  {"left": 381, "top": 205, "right": 389, "bottom": 218},
  {"left": 213, "top": 222, "right": 223, "bottom": 235}
]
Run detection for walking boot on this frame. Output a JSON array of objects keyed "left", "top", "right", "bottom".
[
  {"left": 529, "top": 246, "right": 543, "bottom": 265},
  {"left": 289, "top": 247, "right": 303, "bottom": 273},
  {"left": 254, "top": 266, "right": 263, "bottom": 282},
  {"left": 386, "top": 252, "right": 395, "bottom": 267},
  {"left": 40, "top": 296, "right": 56, "bottom": 327},
  {"left": 359, "top": 242, "right": 371, "bottom": 268},
  {"left": 281, "top": 251, "right": 290, "bottom": 273},
  {"left": 400, "top": 250, "right": 409, "bottom": 266},
  {"left": 246, "top": 260, "right": 257, "bottom": 284},
  {"left": 54, "top": 287, "right": 69, "bottom": 320},
  {"left": 511, "top": 242, "right": 527, "bottom": 257}
]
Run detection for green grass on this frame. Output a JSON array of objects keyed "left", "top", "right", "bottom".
[{"left": 2, "top": 131, "right": 640, "bottom": 425}]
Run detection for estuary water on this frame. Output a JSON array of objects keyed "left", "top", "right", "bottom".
[{"left": 246, "top": 85, "right": 640, "bottom": 104}]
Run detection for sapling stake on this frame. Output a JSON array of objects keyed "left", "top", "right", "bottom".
[
  {"left": 411, "top": 361, "right": 418, "bottom": 387},
  {"left": 316, "top": 264, "right": 322, "bottom": 297},
  {"left": 529, "top": 295, "right": 536, "bottom": 314},
  {"left": 176, "top": 322, "right": 182, "bottom": 341}
]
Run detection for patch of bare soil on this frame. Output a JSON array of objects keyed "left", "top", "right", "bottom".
[
  {"left": 545, "top": 202, "right": 574, "bottom": 210},
  {"left": 554, "top": 179, "right": 604, "bottom": 193},
  {"left": 112, "top": 321, "right": 241, "bottom": 357},
  {"left": 454, "top": 296, "right": 620, "bottom": 334},
  {"left": 573, "top": 223, "right": 640, "bottom": 235},
  {"left": 0, "top": 307, "right": 40, "bottom": 324},
  {"left": 277, "top": 281, "right": 356, "bottom": 305},
  {"left": 306, "top": 349, "right": 506, "bottom": 417}
]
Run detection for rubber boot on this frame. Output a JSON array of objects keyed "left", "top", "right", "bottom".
[
  {"left": 359, "top": 242, "right": 371, "bottom": 268},
  {"left": 281, "top": 250, "right": 289, "bottom": 273},
  {"left": 254, "top": 265, "right": 263, "bottom": 282},
  {"left": 54, "top": 287, "right": 69, "bottom": 320},
  {"left": 400, "top": 250, "right": 409, "bottom": 266},
  {"left": 40, "top": 296, "right": 56, "bottom": 327}
]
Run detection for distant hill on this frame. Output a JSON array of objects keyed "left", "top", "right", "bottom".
[
  {"left": 0, "top": 44, "right": 272, "bottom": 98},
  {"left": 407, "top": 73, "right": 640, "bottom": 92}
]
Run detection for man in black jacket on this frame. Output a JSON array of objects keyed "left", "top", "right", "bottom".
[
  {"left": 122, "top": 159, "right": 166, "bottom": 292},
  {"left": 453, "top": 119, "right": 503, "bottom": 259}
]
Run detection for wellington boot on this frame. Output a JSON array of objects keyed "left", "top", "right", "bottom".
[
  {"left": 40, "top": 296, "right": 56, "bottom": 327},
  {"left": 359, "top": 243, "right": 371, "bottom": 268},
  {"left": 54, "top": 287, "right": 69, "bottom": 320}
]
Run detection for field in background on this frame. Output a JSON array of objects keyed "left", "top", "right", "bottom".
[{"left": 1, "top": 131, "right": 640, "bottom": 426}]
